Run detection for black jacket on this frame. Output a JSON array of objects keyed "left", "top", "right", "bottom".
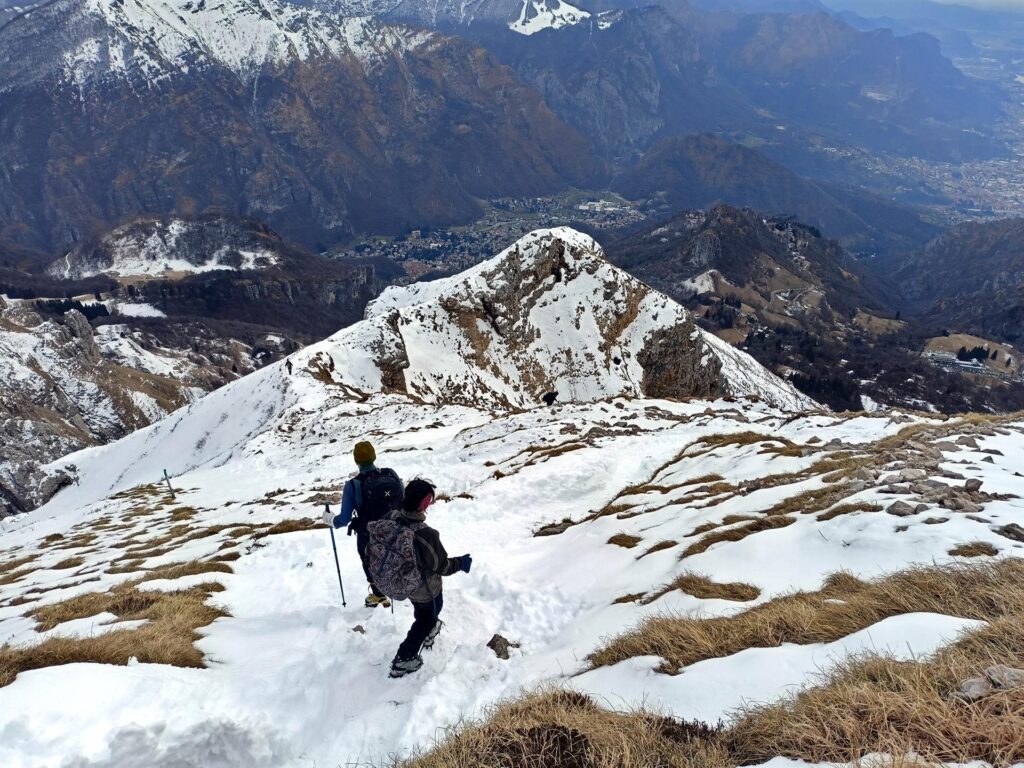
[{"left": 399, "top": 513, "right": 461, "bottom": 601}]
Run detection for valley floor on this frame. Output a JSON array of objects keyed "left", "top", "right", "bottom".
[{"left": 1, "top": 361, "right": 1023, "bottom": 766}]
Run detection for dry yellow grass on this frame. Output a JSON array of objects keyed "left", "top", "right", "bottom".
[
  {"left": 607, "top": 534, "right": 642, "bottom": 549},
  {"left": 254, "top": 518, "right": 319, "bottom": 538},
  {"left": 816, "top": 502, "right": 883, "bottom": 522},
  {"left": 645, "top": 574, "right": 760, "bottom": 605},
  {"left": 396, "top": 688, "right": 728, "bottom": 768},
  {"left": 766, "top": 483, "right": 859, "bottom": 517},
  {"left": 0, "top": 554, "right": 37, "bottom": 576},
  {"left": 728, "top": 616, "right": 1024, "bottom": 765},
  {"left": 51, "top": 556, "right": 85, "bottom": 570},
  {"left": 169, "top": 507, "right": 199, "bottom": 522},
  {"left": 641, "top": 540, "right": 678, "bottom": 558},
  {"left": 1, "top": 581, "right": 227, "bottom": 688},
  {"left": 589, "top": 560, "right": 1024, "bottom": 674},
  {"left": 404, "top": 560, "right": 1024, "bottom": 768},
  {"left": 948, "top": 541, "right": 999, "bottom": 558},
  {"left": 681, "top": 516, "right": 795, "bottom": 558}
]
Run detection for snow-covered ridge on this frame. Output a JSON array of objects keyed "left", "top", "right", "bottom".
[
  {"left": 509, "top": 0, "right": 589, "bottom": 35},
  {"left": 51, "top": 218, "right": 284, "bottom": 280},
  {"left": 6, "top": 0, "right": 435, "bottom": 88},
  {"left": 355, "top": 227, "right": 813, "bottom": 409}
]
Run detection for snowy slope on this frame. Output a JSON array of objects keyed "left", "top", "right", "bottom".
[
  {"left": 3, "top": 228, "right": 1022, "bottom": 766},
  {"left": 3, "top": 380, "right": 1023, "bottom": 765}
]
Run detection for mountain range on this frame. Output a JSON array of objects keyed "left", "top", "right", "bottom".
[
  {"left": 0, "top": 0, "right": 1010, "bottom": 260},
  {"left": 0, "top": 0, "right": 597, "bottom": 257}
]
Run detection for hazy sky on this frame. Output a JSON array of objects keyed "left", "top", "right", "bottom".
[{"left": 932, "top": 0, "right": 1024, "bottom": 8}]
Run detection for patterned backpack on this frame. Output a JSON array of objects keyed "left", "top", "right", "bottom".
[{"left": 366, "top": 517, "right": 425, "bottom": 600}]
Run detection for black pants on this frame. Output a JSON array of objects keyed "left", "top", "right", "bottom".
[
  {"left": 397, "top": 592, "right": 443, "bottom": 661},
  {"left": 355, "top": 531, "right": 385, "bottom": 598}
]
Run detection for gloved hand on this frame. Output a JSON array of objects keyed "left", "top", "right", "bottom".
[
  {"left": 322, "top": 507, "right": 336, "bottom": 528},
  {"left": 459, "top": 554, "right": 473, "bottom": 573}
]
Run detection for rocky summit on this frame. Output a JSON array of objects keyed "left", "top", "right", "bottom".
[{"left": 309, "top": 228, "right": 814, "bottom": 409}]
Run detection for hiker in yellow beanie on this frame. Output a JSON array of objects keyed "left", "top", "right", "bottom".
[{"left": 322, "top": 441, "right": 404, "bottom": 608}]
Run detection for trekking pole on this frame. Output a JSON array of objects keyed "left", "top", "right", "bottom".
[{"left": 325, "top": 503, "right": 347, "bottom": 607}]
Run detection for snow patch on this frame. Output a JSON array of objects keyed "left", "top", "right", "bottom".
[{"left": 510, "top": 0, "right": 590, "bottom": 35}]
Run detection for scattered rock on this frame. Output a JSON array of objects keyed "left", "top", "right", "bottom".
[
  {"left": 933, "top": 441, "right": 959, "bottom": 452},
  {"left": 887, "top": 501, "right": 916, "bottom": 517},
  {"left": 487, "top": 633, "right": 520, "bottom": 660},
  {"left": 982, "top": 456, "right": 995, "bottom": 464},
  {"left": 807, "top": 436, "right": 822, "bottom": 445},
  {"left": 966, "top": 515, "right": 991, "bottom": 524},
  {"left": 915, "top": 503, "right": 930, "bottom": 513},
  {"left": 943, "top": 471, "right": 966, "bottom": 480},
  {"left": 894, "top": 525, "right": 909, "bottom": 533},
  {"left": 954, "top": 676, "right": 994, "bottom": 702},
  {"left": 900, "top": 468, "right": 928, "bottom": 482},
  {"left": 956, "top": 436, "right": 980, "bottom": 448},
  {"left": 923, "top": 517, "right": 948, "bottom": 525},
  {"left": 854, "top": 468, "right": 875, "bottom": 483},
  {"left": 964, "top": 479, "right": 983, "bottom": 493},
  {"left": 352, "top": 625, "right": 366, "bottom": 634},
  {"left": 996, "top": 523, "right": 1024, "bottom": 543},
  {"left": 986, "top": 665, "right": 1024, "bottom": 690}
]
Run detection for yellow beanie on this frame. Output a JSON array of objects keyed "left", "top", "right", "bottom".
[{"left": 353, "top": 441, "right": 376, "bottom": 466}]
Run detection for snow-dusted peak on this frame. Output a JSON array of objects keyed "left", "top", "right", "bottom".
[
  {"left": 1, "top": 0, "right": 435, "bottom": 89},
  {"left": 343, "top": 228, "right": 813, "bottom": 409},
  {"left": 366, "top": 227, "right": 600, "bottom": 318},
  {"left": 509, "top": 0, "right": 589, "bottom": 35}
]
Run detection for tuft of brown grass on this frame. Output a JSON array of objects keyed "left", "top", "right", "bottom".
[
  {"left": 766, "top": 483, "right": 859, "bottom": 517},
  {"left": 645, "top": 574, "right": 760, "bottom": 605},
  {"left": 0, "top": 555, "right": 37, "bottom": 576},
  {"left": 640, "top": 540, "right": 677, "bottom": 558},
  {"left": 607, "top": 534, "right": 642, "bottom": 549},
  {"left": 395, "top": 689, "right": 728, "bottom": 768},
  {"left": 401, "top": 559, "right": 1024, "bottom": 768},
  {"left": 727, "top": 616, "right": 1024, "bottom": 765},
  {"left": 589, "top": 560, "right": 1024, "bottom": 674},
  {"left": 169, "top": 507, "right": 198, "bottom": 522},
  {"left": 613, "top": 593, "right": 647, "bottom": 605},
  {"left": 1, "top": 580, "right": 227, "bottom": 688},
  {"left": 253, "top": 518, "right": 319, "bottom": 539},
  {"left": 136, "top": 561, "right": 233, "bottom": 583},
  {"left": 51, "top": 557, "right": 85, "bottom": 570},
  {"left": 681, "top": 517, "right": 795, "bottom": 558},
  {"left": 816, "top": 502, "right": 883, "bottom": 522},
  {"left": 948, "top": 541, "right": 999, "bottom": 558}
]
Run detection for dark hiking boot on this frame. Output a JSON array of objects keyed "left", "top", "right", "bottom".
[
  {"left": 422, "top": 620, "right": 444, "bottom": 651},
  {"left": 365, "top": 594, "right": 391, "bottom": 609},
  {"left": 389, "top": 655, "right": 423, "bottom": 678}
]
